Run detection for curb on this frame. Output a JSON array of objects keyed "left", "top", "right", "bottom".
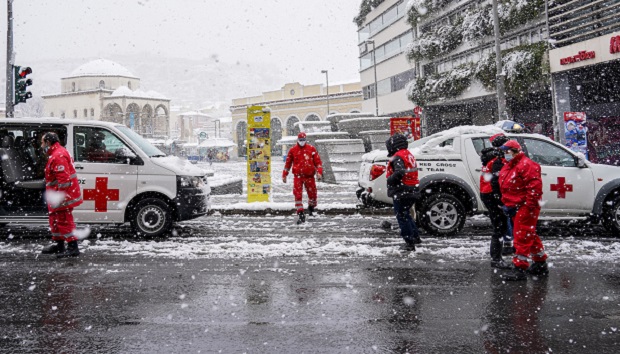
[{"left": 208, "top": 207, "right": 393, "bottom": 216}]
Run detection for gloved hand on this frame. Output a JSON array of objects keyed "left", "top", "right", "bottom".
[
  {"left": 317, "top": 174, "right": 323, "bottom": 182},
  {"left": 282, "top": 176, "right": 287, "bottom": 184},
  {"left": 501, "top": 205, "right": 517, "bottom": 217}
]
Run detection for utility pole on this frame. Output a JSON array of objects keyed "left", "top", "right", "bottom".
[
  {"left": 545, "top": 0, "right": 561, "bottom": 142},
  {"left": 321, "top": 70, "right": 330, "bottom": 116},
  {"left": 491, "top": 0, "right": 508, "bottom": 121},
  {"left": 5, "top": 0, "right": 14, "bottom": 118},
  {"left": 365, "top": 40, "right": 379, "bottom": 116}
]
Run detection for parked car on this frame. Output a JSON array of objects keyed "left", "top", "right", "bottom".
[{"left": 357, "top": 126, "right": 620, "bottom": 236}]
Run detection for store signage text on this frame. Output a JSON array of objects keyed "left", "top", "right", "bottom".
[
  {"left": 560, "top": 50, "right": 596, "bottom": 65},
  {"left": 611, "top": 35, "right": 620, "bottom": 54}
]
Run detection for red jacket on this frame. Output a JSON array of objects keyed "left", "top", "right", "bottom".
[
  {"left": 283, "top": 143, "right": 323, "bottom": 178},
  {"left": 480, "top": 163, "right": 493, "bottom": 194},
  {"left": 498, "top": 152, "right": 543, "bottom": 209},
  {"left": 45, "top": 142, "right": 83, "bottom": 212}
]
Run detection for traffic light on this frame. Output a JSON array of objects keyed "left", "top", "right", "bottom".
[{"left": 14, "top": 66, "right": 33, "bottom": 104}]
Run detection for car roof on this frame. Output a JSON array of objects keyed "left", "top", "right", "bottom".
[{"left": 0, "top": 117, "right": 121, "bottom": 128}]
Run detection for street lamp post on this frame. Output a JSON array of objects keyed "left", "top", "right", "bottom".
[
  {"left": 491, "top": 0, "right": 508, "bottom": 121},
  {"left": 321, "top": 70, "right": 330, "bottom": 117},
  {"left": 365, "top": 40, "right": 379, "bottom": 116}
]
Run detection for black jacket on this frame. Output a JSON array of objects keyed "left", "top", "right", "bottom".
[
  {"left": 386, "top": 135, "right": 419, "bottom": 199},
  {"left": 480, "top": 147, "right": 505, "bottom": 196}
]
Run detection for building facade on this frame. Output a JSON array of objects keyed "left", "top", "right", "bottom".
[
  {"left": 230, "top": 82, "right": 363, "bottom": 157},
  {"left": 404, "top": 0, "right": 552, "bottom": 135},
  {"left": 357, "top": 0, "right": 416, "bottom": 117},
  {"left": 548, "top": 0, "right": 620, "bottom": 164},
  {"left": 43, "top": 59, "right": 170, "bottom": 138}
]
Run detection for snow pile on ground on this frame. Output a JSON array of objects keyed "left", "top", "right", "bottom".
[{"left": 213, "top": 202, "right": 358, "bottom": 211}]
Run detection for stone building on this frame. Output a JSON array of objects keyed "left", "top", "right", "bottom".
[
  {"left": 43, "top": 59, "right": 170, "bottom": 138},
  {"left": 230, "top": 82, "right": 363, "bottom": 157}
]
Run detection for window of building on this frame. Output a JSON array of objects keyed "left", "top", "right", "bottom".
[
  {"left": 84, "top": 109, "right": 88, "bottom": 118},
  {"left": 91, "top": 108, "right": 95, "bottom": 117},
  {"left": 127, "top": 81, "right": 132, "bottom": 89},
  {"left": 391, "top": 69, "right": 415, "bottom": 92},
  {"left": 383, "top": 6, "right": 397, "bottom": 25},
  {"left": 61, "top": 112, "right": 66, "bottom": 118},
  {"left": 377, "top": 78, "right": 392, "bottom": 96},
  {"left": 99, "top": 80, "right": 105, "bottom": 89},
  {"left": 360, "top": 52, "right": 373, "bottom": 71},
  {"left": 50, "top": 112, "right": 54, "bottom": 117},
  {"left": 72, "top": 82, "right": 76, "bottom": 92},
  {"left": 73, "top": 110, "right": 78, "bottom": 118}
]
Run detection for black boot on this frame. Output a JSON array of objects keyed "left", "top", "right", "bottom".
[
  {"left": 296, "top": 211, "right": 306, "bottom": 225},
  {"left": 501, "top": 266, "right": 527, "bottom": 281},
  {"left": 502, "top": 241, "right": 515, "bottom": 256},
  {"left": 57, "top": 241, "right": 80, "bottom": 258},
  {"left": 399, "top": 243, "right": 416, "bottom": 252},
  {"left": 527, "top": 261, "right": 549, "bottom": 276},
  {"left": 490, "top": 238, "right": 510, "bottom": 269},
  {"left": 41, "top": 240, "right": 65, "bottom": 254},
  {"left": 308, "top": 206, "right": 314, "bottom": 217}
]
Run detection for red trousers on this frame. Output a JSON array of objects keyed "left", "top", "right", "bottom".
[
  {"left": 512, "top": 206, "right": 547, "bottom": 269},
  {"left": 293, "top": 176, "right": 317, "bottom": 212},
  {"left": 49, "top": 208, "right": 77, "bottom": 242}
]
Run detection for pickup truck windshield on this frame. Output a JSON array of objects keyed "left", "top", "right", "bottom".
[{"left": 115, "top": 126, "right": 166, "bottom": 157}]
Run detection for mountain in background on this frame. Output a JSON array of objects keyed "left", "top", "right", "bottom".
[{"left": 1, "top": 54, "right": 287, "bottom": 114}]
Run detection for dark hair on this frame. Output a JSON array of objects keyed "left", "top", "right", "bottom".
[
  {"left": 491, "top": 135, "right": 510, "bottom": 148},
  {"left": 43, "top": 132, "right": 60, "bottom": 145}
]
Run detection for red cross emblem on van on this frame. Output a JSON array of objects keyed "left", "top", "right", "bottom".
[
  {"left": 83, "top": 177, "right": 120, "bottom": 212},
  {"left": 550, "top": 177, "right": 573, "bottom": 199}
]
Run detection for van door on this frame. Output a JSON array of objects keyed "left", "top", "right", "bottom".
[
  {"left": 521, "top": 137, "right": 595, "bottom": 215},
  {"left": 72, "top": 126, "right": 138, "bottom": 223}
]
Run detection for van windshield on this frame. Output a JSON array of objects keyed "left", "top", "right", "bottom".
[{"left": 115, "top": 126, "right": 166, "bottom": 157}]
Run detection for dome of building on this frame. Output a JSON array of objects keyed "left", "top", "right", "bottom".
[{"left": 70, "top": 59, "right": 136, "bottom": 78}]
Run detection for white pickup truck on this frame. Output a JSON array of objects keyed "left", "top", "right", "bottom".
[{"left": 357, "top": 126, "right": 620, "bottom": 236}]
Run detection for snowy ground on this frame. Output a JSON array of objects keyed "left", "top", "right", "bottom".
[
  {"left": 202, "top": 160, "right": 359, "bottom": 210},
  {"left": 2, "top": 214, "right": 619, "bottom": 264}
]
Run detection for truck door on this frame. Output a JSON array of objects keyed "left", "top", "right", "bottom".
[
  {"left": 72, "top": 126, "right": 138, "bottom": 223},
  {"left": 521, "top": 137, "right": 595, "bottom": 215}
]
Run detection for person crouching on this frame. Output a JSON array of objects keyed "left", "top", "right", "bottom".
[{"left": 385, "top": 134, "right": 421, "bottom": 251}]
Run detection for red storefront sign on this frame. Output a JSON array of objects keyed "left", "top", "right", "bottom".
[
  {"left": 560, "top": 50, "right": 596, "bottom": 65},
  {"left": 390, "top": 117, "right": 421, "bottom": 140},
  {"left": 611, "top": 35, "right": 620, "bottom": 54}
]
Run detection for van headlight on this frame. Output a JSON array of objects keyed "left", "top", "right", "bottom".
[{"left": 177, "top": 175, "right": 204, "bottom": 188}]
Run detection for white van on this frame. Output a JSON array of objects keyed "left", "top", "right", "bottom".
[{"left": 0, "top": 118, "right": 210, "bottom": 236}]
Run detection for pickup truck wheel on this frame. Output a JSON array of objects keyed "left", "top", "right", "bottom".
[
  {"left": 420, "top": 194, "right": 466, "bottom": 236},
  {"left": 130, "top": 198, "right": 173, "bottom": 237},
  {"left": 602, "top": 195, "right": 620, "bottom": 235}
]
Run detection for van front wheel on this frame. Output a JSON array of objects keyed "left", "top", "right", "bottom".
[{"left": 130, "top": 198, "right": 173, "bottom": 237}]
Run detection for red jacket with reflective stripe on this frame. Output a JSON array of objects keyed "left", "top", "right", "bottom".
[
  {"left": 283, "top": 143, "right": 323, "bottom": 178},
  {"left": 45, "top": 142, "right": 83, "bottom": 212},
  {"left": 386, "top": 149, "right": 419, "bottom": 186},
  {"left": 498, "top": 153, "right": 543, "bottom": 209}
]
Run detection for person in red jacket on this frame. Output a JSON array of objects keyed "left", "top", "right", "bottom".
[
  {"left": 40, "top": 132, "right": 84, "bottom": 258},
  {"left": 498, "top": 139, "right": 548, "bottom": 281},
  {"left": 282, "top": 132, "right": 323, "bottom": 224},
  {"left": 479, "top": 133, "right": 511, "bottom": 269}
]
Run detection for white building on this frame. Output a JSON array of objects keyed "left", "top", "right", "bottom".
[
  {"left": 357, "top": 0, "right": 415, "bottom": 117},
  {"left": 43, "top": 59, "right": 171, "bottom": 138}
]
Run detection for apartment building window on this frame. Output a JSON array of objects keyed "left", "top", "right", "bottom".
[
  {"left": 357, "top": 1, "right": 409, "bottom": 43},
  {"left": 360, "top": 30, "right": 414, "bottom": 71},
  {"left": 363, "top": 69, "right": 416, "bottom": 100},
  {"left": 377, "top": 78, "right": 392, "bottom": 96},
  {"left": 392, "top": 69, "right": 415, "bottom": 92},
  {"left": 363, "top": 84, "right": 376, "bottom": 100}
]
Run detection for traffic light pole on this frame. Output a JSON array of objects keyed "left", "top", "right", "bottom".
[{"left": 5, "top": 0, "right": 15, "bottom": 118}]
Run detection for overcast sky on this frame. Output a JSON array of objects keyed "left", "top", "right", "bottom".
[{"left": 2, "top": 0, "right": 363, "bottom": 92}]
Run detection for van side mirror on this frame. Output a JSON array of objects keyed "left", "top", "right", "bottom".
[
  {"left": 115, "top": 148, "right": 139, "bottom": 164},
  {"left": 576, "top": 152, "right": 587, "bottom": 168}
]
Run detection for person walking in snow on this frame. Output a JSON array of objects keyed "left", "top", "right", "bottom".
[
  {"left": 479, "top": 133, "right": 512, "bottom": 269},
  {"left": 40, "top": 132, "right": 84, "bottom": 258},
  {"left": 498, "top": 139, "right": 548, "bottom": 281},
  {"left": 385, "top": 134, "right": 421, "bottom": 251},
  {"left": 282, "top": 132, "right": 323, "bottom": 224}
]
